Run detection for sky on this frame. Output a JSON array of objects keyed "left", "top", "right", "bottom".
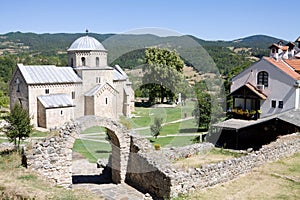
[{"left": 0, "top": 0, "right": 299, "bottom": 41}]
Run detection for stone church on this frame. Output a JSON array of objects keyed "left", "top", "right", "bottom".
[{"left": 9, "top": 33, "right": 134, "bottom": 129}]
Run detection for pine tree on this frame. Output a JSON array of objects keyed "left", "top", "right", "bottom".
[{"left": 4, "top": 103, "right": 33, "bottom": 151}]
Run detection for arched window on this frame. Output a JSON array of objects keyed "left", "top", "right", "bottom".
[
  {"left": 96, "top": 57, "right": 99, "bottom": 66},
  {"left": 81, "top": 57, "right": 86, "bottom": 66},
  {"left": 257, "top": 71, "right": 268, "bottom": 87}
]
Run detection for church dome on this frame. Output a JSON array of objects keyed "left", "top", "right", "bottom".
[{"left": 67, "top": 35, "right": 106, "bottom": 51}]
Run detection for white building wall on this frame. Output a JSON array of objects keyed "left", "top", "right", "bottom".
[
  {"left": 10, "top": 69, "right": 29, "bottom": 110},
  {"left": 45, "top": 107, "right": 74, "bottom": 129},
  {"left": 231, "top": 58, "right": 297, "bottom": 118},
  {"left": 94, "top": 89, "right": 118, "bottom": 119},
  {"left": 68, "top": 51, "right": 107, "bottom": 67},
  {"left": 28, "top": 83, "right": 78, "bottom": 127}
]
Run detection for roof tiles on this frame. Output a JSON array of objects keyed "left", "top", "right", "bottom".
[{"left": 263, "top": 57, "right": 300, "bottom": 80}]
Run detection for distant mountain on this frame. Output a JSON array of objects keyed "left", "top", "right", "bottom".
[
  {"left": 0, "top": 31, "right": 287, "bottom": 75},
  {"left": 229, "top": 35, "right": 288, "bottom": 49},
  {"left": 0, "top": 31, "right": 114, "bottom": 52},
  {"left": 0, "top": 32, "right": 286, "bottom": 53}
]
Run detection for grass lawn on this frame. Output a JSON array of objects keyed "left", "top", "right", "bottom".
[
  {"left": 0, "top": 152, "right": 103, "bottom": 200},
  {"left": 131, "top": 100, "right": 195, "bottom": 129},
  {"left": 0, "top": 138, "right": 9, "bottom": 143},
  {"left": 173, "top": 152, "right": 300, "bottom": 200},
  {"left": 150, "top": 135, "right": 198, "bottom": 147},
  {"left": 31, "top": 129, "right": 49, "bottom": 137},
  {"left": 81, "top": 126, "right": 106, "bottom": 134},
  {"left": 173, "top": 148, "right": 245, "bottom": 169},
  {"left": 73, "top": 139, "right": 111, "bottom": 163}
]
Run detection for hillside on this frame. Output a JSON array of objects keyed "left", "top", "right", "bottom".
[
  {"left": 0, "top": 32, "right": 284, "bottom": 58},
  {"left": 0, "top": 32, "right": 285, "bottom": 99}
]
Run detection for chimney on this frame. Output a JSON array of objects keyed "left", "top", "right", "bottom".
[
  {"left": 269, "top": 44, "right": 279, "bottom": 60},
  {"left": 296, "top": 37, "right": 300, "bottom": 48}
]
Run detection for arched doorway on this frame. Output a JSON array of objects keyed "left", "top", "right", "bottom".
[
  {"left": 24, "top": 116, "right": 131, "bottom": 188},
  {"left": 73, "top": 116, "right": 131, "bottom": 184},
  {"left": 72, "top": 125, "right": 112, "bottom": 184}
]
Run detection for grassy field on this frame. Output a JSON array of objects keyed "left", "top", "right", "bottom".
[
  {"left": 173, "top": 152, "right": 300, "bottom": 200},
  {"left": 73, "top": 139, "right": 111, "bottom": 163},
  {"left": 131, "top": 100, "right": 195, "bottom": 129},
  {"left": 72, "top": 101, "right": 202, "bottom": 160},
  {"left": 129, "top": 101, "right": 204, "bottom": 147},
  {"left": 173, "top": 148, "right": 245, "bottom": 169},
  {"left": 0, "top": 152, "right": 103, "bottom": 200}
]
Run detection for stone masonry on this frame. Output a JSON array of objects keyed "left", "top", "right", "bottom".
[
  {"left": 24, "top": 116, "right": 131, "bottom": 187},
  {"left": 23, "top": 117, "right": 300, "bottom": 199}
]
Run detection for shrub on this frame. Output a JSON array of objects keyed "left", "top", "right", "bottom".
[
  {"left": 150, "top": 117, "right": 163, "bottom": 139},
  {"left": 154, "top": 144, "right": 161, "bottom": 150}
]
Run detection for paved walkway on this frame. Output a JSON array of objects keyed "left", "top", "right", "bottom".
[{"left": 72, "top": 153, "right": 147, "bottom": 200}]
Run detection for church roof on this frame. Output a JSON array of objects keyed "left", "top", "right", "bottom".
[
  {"left": 17, "top": 64, "right": 82, "bottom": 84},
  {"left": 67, "top": 35, "right": 106, "bottom": 51},
  {"left": 85, "top": 82, "right": 118, "bottom": 97},
  {"left": 113, "top": 65, "right": 128, "bottom": 81},
  {"left": 38, "top": 94, "right": 74, "bottom": 108}
]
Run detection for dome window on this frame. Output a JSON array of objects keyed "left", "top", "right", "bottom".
[
  {"left": 81, "top": 57, "right": 86, "bottom": 66},
  {"left": 96, "top": 57, "right": 99, "bottom": 66}
]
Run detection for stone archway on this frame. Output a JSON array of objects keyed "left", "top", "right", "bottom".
[
  {"left": 75, "top": 116, "right": 131, "bottom": 183},
  {"left": 24, "top": 116, "right": 131, "bottom": 188}
]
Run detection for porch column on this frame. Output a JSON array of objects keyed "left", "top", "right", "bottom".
[{"left": 295, "top": 87, "right": 299, "bottom": 110}]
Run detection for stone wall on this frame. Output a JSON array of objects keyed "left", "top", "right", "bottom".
[
  {"left": 24, "top": 123, "right": 77, "bottom": 187},
  {"left": 168, "top": 132, "right": 300, "bottom": 197},
  {"left": 24, "top": 116, "right": 131, "bottom": 188},
  {"left": 125, "top": 136, "right": 172, "bottom": 200},
  {"left": 125, "top": 133, "right": 300, "bottom": 199},
  {"left": 23, "top": 118, "right": 300, "bottom": 200}
]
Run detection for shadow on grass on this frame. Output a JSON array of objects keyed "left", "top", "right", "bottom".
[
  {"left": 179, "top": 128, "right": 199, "bottom": 133},
  {"left": 72, "top": 167, "right": 112, "bottom": 184},
  {"left": 95, "top": 150, "right": 112, "bottom": 154}
]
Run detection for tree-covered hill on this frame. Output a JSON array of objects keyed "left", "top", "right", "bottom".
[{"left": 0, "top": 32, "right": 286, "bottom": 101}]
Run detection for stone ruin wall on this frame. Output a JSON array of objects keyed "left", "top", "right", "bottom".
[
  {"left": 126, "top": 133, "right": 300, "bottom": 199},
  {"left": 23, "top": 116, "right": 131, "bottom": 188},
  {"left": 22, "top": 117, "right": 300, "bottom": 200},
  {"left": 24, "top": 123, "right": 77, "bottom": 187}
]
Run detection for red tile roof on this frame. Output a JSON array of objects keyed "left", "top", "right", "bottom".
[
  {"left": 230, "top": 82, "right": 267, "bottom": 100},
  {"left": 284, "top": 59, "right": 300, "bottom": 72},
  {"left": 263, "top": 57, "right": 300, "bottom": 80},
  {"left": 281, "top": 46, "right": 289, "bottom": 51},
  {"left": 268, "top": 43, "right": 288, "bottom": 51},
  {"left": 245, "top": 83, "right": 267, "bottom": 100}
]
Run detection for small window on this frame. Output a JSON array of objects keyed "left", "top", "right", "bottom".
[
  {"left": 72, "top": 91, "right": 75, "bottom": 99},
  {"left": 271, "top": 100, "right": 276, "bottom": 108},
  {"left": 105, "top": 97, "right": 108, "bottom": 105},
  {"left": 81, "top": 57, "right": 86, "bottom": 66},
  {"left": 60, "top": 110, "right": 64, "bottom": 116},
  {"left": 278, "top": 101, "right": 283, "bottom": 108},
  {"left": 16, "top": 78, "right": 20, "bottom": 92},
  {"left": 96, "top": 77, "right": 101, "bottom": 83},
  {"left": 96, "top": 57, "right": 99, "bottom": 66},
  {"left": 70, "top": 58, "right": 74, "bottom": 67},
  {"left": 45, "top": 89, "right": 49, "bottom": 94},
  {"left": 257, "top": 71, "right": 269, "bottom": 87},
  {"left": 271, "top": 48, "right": 276, "bottom": 54}
]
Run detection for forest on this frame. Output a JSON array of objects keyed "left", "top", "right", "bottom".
[{"left": 0, "top": 32, "right": 282, "bottom": 108}]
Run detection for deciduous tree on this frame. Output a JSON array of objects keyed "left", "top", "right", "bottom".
[{"left": 142, "top": 48, "right": 187, "bottom": 103}]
